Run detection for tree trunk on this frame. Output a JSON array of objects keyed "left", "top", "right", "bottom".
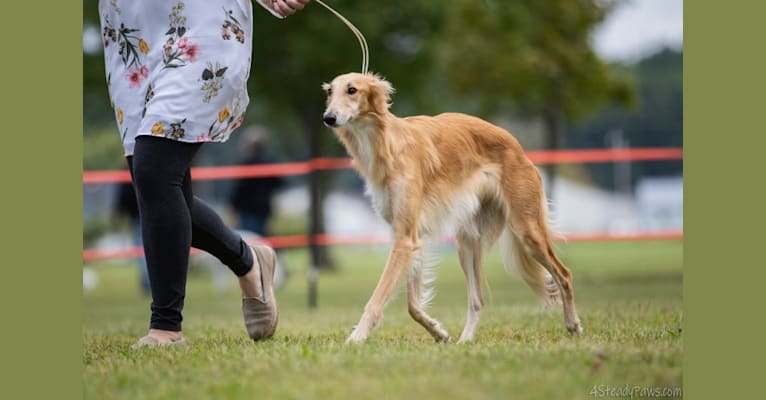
[{"left": 302, "top": 105, "right": 336, "bottom": 272}]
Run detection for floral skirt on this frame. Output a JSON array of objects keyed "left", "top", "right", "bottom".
[{"left": 99, "top": 0, "right": 254, "bottom": 155}]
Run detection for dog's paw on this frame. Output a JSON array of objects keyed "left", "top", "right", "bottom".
[
  {"left": 345, "top": 328, "right": 369, "bottom": 344},
  {"left": 566, "top": 321, "right": 584, "bottom": 335},
  {"left": 456, "top": 334, "right": 474, "bottom": 344},
  {"left": 345, "top": 335, "right": 367, "bottom": 344},
  {"left": 435, "top": 334, "right": 451, "bottom": 344},
  {"left": 432, "top": 328, "right": 451, "bottom": 343},
  {"left": 427, "top": 320, "right": 451, "bottom": 343}
]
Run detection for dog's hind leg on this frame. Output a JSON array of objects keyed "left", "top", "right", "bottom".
[
  {"left": 456, "top": 232, "right": 485, "bottom": 343},
  {"left": 513, "top": 225, "right": 582, "bottom": 334},
  {"left": 406, "top": 253, "right": 450, "bottom": 342},
  {"left": 503, "top": 166, "right": 583, "bottom": 334},
  {"left": 455, "top": 202, "right": 505, "bottom": 343}
]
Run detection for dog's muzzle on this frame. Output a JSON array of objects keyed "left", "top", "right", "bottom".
[{"left": 323, "top": 112, "right": 338, "bottom": 127}]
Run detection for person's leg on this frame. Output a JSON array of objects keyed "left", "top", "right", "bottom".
[
  {"left": 178, "top": 153, "right": 279, "bottom": 342},
  {"left": 129, "top": 135, "right": 275, "bottom": 344},
  {"left": 178, "top": 171, "right": 253, "bottom": 276},
  {"left": 178, "top": 158, "right": 279, "bottom": 341},
  {"left": 129, "top": 136, "right": 202, "bottom": 339},
  {"left": 176, "top": 170, "right": 264, "bottom": 299}
]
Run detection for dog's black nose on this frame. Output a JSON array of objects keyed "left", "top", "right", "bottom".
[{"left": 323, "top": 113, "right": 337, "bottom": 126}]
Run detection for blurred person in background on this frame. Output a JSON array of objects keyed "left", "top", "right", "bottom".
[
  {"left": 99, "top": 0, "right": 310, "bottom": 348},
  {"left": 230, "top": 128, "right": 285, "bottom": 237},
  {"left": 114, "top": 182, "right": 150, "bottom": 294}
]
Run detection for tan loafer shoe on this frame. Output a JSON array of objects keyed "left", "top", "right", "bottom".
[{"left": 242, "top": 245, "right": 279, "bottom": 341}]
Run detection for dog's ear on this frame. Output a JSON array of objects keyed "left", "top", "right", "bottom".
[
  {"left": 321, "top": 82, "right": 331, "bottom": 94},
  {"left": 368, "top": 74, "right": 395, "bottom": 113},
  {"left": 374, "top": 75, "right": 395, "bottom": 100}
]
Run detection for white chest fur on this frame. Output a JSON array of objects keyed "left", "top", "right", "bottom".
[
  {"left": 365, "top": 170, "right": 501, "bottom": 236},
  {"left": 366, "top": 183, "right": 393, "bottom": 223},
  {"left": 349, "top": 123, "right": 378, "bottom": 176}
]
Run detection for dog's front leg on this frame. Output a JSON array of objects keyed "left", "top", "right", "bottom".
[{"left": 347, "top": 237, "right": 417, "bottom": 344}]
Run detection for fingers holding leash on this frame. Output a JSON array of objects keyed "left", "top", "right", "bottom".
[{"left": 271, "top": 0, "right": 311, "bottom": 17}]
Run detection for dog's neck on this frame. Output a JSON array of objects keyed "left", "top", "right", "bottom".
[{"left": 334, "top": 111, "right": 398, "bottom": 185}]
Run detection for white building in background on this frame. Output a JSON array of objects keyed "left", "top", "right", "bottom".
[
  {"left": 273, "top": 176, "right": 683, "bottom": 238},
  {"left": 547, "top": 178, "right": 640, "bottom": 235},
  {"left": 85, "top": 176, "right": 683, "bottom": 239},
  {"left": 635, "top": 176, "right": 684, "bottom": 232}
]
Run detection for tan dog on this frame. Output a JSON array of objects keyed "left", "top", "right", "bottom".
[{"left": 322, "top": 72, "right": 583, "bottom": 344}]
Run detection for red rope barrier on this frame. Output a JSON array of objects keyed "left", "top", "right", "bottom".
[
  {"left": 83, "top": 231, "right": 683, "bottom": 262},
  {"left": 526, "top": 147, "right": 683, "bottom": 164},
  {"left": 81, "top": 158, "right": 354, "bottom": 184},
  {"left": 82, "top": 148, "right": 681, "bottom": 184},
  {"left": 82, "top": 147, "right": 683, "bottom": 262}
]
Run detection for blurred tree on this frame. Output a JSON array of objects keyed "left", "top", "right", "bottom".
[
  {"left": 439, "top": 0, "right": 636, "bottom": 198},
  {"left": 250, "top": 0, "right": 445, "bottom": 151},
  {"left": 83, "top": 0, "right": 112, "bottom": 130},
  {"left": 568, "top": 48, "right": 683, "bottom": 189},
  {"left": 248, "top": 1, "right": 445, "bottom": 269}
]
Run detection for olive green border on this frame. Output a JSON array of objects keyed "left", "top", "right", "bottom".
[
  {"left": 2, "top": 1, "right": 762, "bottom": 398},
  {"left": 685, "top": 1, "right": 765, "bottom": 399},
  {"left": 1, "top": 2, "right": 82, "bottom": 399}
]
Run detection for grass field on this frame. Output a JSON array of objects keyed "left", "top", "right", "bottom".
[{"left": 83, "top": 240, "right": 682, "bottom": 400}]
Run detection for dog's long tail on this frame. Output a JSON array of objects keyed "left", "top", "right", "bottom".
[{"left": 499, "top": 199, "right": 562, "bottom": 306}]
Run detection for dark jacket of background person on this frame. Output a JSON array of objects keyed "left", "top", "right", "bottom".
[{"left": 229, "top": 139, "right": 285, "bottom": 236}]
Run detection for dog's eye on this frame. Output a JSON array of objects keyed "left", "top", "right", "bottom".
[
  {"left": 347, "top": 87, "right": 357, "bottom": 95},
  {"left": 327, "top": 88, "right": 332, "bottom": 96}
]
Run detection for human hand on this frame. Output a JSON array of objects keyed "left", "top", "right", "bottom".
[{"left": 269, "top": 0, "right": 311, "bottom": 18}]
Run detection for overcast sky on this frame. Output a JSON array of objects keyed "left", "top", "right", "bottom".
[{"left": 593, "top": 0, "right": 683, "bottom": 62}]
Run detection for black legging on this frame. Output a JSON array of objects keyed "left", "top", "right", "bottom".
[{"left": 128, "top": 135, "right": 254, "bottom": 331}]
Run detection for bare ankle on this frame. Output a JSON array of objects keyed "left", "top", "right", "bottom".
[{"left": 238, "top": 247, "right": 264, "bottom": 299}]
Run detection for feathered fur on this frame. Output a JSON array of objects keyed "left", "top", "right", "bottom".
[{"left": 322, "top": 73, "right": 583, "bottom": 344}]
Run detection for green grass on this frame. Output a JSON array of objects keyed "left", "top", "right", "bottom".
[{"left": 84, "top": 241, "right": 683, "bottom": 400}]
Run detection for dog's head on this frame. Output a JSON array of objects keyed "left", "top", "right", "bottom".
[{"left": 322, "top": 72, "right": 394, "bottom": 128}]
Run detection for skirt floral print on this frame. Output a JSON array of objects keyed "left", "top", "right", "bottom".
[{"left": 99, "top": 0, "right": 256, "bottom": 155}]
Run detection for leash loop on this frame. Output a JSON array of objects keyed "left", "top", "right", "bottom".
[{"left": 314, "top": 0, "right": 369, "bottom": 74}]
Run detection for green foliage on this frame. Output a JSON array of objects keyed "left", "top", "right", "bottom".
[
  {"left": 83, "top": 128, "right": 127, "bottom": 170},
  {"left": 249, "top": 0, "right": 447, "bottom": 157},
  {"left": 440, "top": 0, "right": 636, "bottom": 121},
  {"left": 83, "top": 0, "right": 112, "bottom": 129}
]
